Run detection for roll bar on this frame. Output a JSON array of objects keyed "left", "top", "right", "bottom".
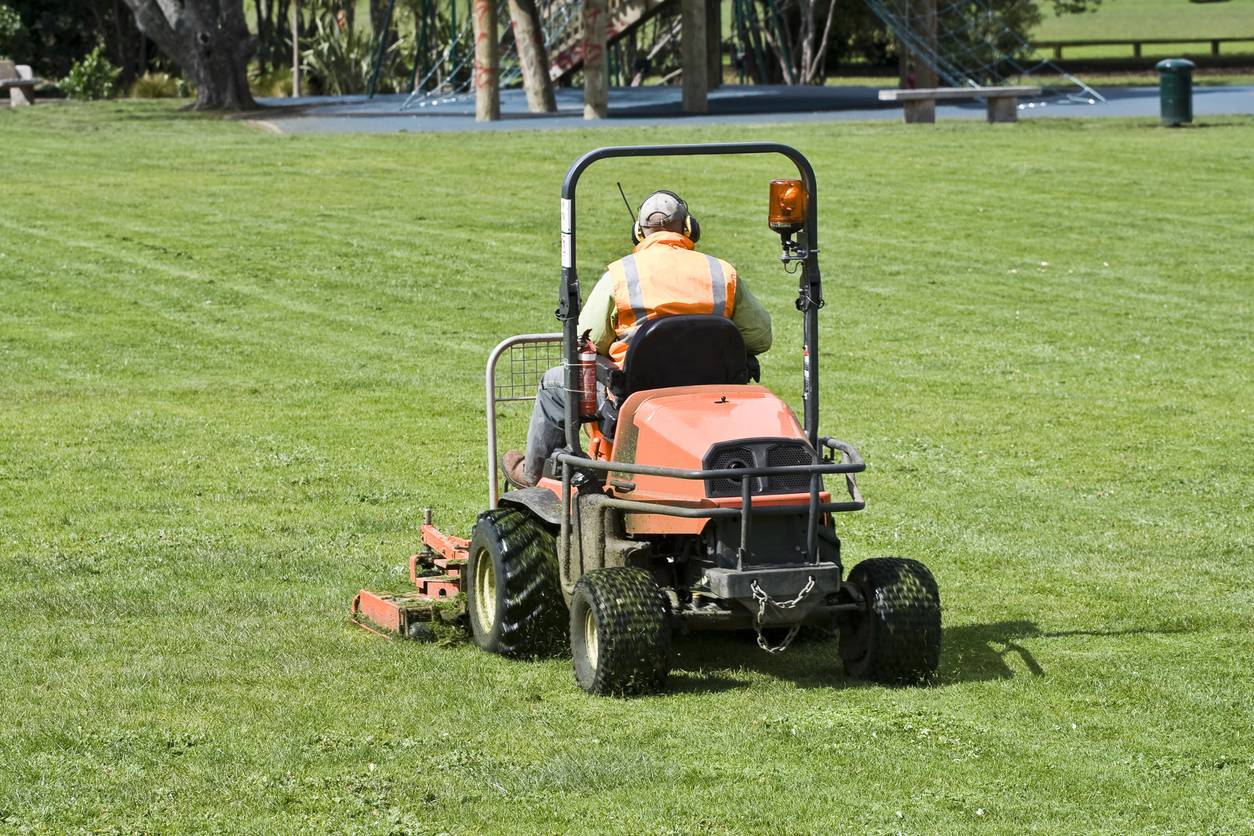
[{"left": 557, "top": 143, "right": 824, "bottom": 454}]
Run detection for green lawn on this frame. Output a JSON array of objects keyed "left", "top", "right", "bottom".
[
  {"left": 1, "top": 102, "right": 1251, "bottom": 833},
  {"left": 1033, "top": 0, "right": 1254, "bottom": 59}
]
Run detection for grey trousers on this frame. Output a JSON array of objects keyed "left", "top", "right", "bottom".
[{"left": 523, "top": 365, "right": 606, "bottom": 484}]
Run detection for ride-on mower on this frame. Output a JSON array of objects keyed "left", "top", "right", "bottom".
[{"left": 351, "top": 143, "right": 941, "bottom": 695}]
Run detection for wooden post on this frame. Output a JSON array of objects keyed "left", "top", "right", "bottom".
[
  {"left": 918, "top": 0, "right": 937, "bottom": 89},
  {"left": 903, "top": 99, "right": 935, "bottom": 123},
  {"left": 706, "top": 0, "right": 722, "bottom": 90},
  {"left": 681, "top": 0, "right": 707, "bottom": 113},
  {"left": 508, "top": 0, "right": 556, "bottom": 112},
  {"left": 583, "top": 0, "right": 609, "bottom": 118},
  {"left": 899, "top": 0, "right": 936, "bottom": 89},
  {"left": 291, "top": 0, "right": 301, "bottom": 97},
  {"left": 473, "top": 0, "right": 500, "bottom": 121},
  {"left": 986, "top": 96, "right": 1017, "bottom": 123}
]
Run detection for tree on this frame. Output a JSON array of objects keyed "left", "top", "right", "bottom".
[
  {"left": 507, "top": 0, "right": 555, "bottom": 113},
  {"left": 744, "top": 0, "right": 1103, "bottom": 86},
  {"left": 3, "top": 0, "right": 151, "bottom": 84},
  {"left": 121, "top": 0, "right": 256, "bottom": 110}
]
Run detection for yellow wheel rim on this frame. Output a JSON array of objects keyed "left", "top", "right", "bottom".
[
  {"left": 473, "top": 548, "right": 497, "bottom": 635},
  {"left": 583, "top": 607, "right": 599, "bottom": 671}
]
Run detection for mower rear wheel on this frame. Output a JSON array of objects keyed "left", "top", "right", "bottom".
[
  {"left": 838, "top": 557, "right": 941, "bottom": 685},
  {"left": 570, "top": 567, "right": 671, "bottom": 696},
  {"left": 466, "top": 508, "right": 567, "bottom": 658}
]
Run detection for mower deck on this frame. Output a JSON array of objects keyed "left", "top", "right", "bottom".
[{"left": 350, "top": 512, "right": 469, "bottom": 638}]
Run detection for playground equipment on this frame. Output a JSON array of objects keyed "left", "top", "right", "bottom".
[
  {"left": 864, "top": 0, "right": 1103, "bottom": 103},
  {"left": 381, "top": 0, "right": 1100, "bottom": 115},
  {"left": 351, "top": 142, "right": 943, "bottom": 695}
]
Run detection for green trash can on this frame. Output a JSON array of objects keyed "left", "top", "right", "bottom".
[{"left": 1156, "top": 58, "right": 1195, "bottom": 126}]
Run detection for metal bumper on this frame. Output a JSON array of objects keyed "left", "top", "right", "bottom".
[
  {"left": 703, "top": 562, "right": 842, "bottom": 602},
  {"left": 680, "top": 562, "right": 851, "bottom": 629}
]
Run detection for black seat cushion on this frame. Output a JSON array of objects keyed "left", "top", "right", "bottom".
[{"left": 619, "top": 314, "right": 749, "bottom": 397}]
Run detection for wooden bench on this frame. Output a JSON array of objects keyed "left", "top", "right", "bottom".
[
  {"left": 0, "top": 60, "right": 41, "bottom": 107},
  {"left": 878, "top": 86, "right": 1042, "bottom": 124}
]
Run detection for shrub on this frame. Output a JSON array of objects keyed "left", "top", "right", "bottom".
[
  {"left": 249, "top": 65, "right": 294, "bottom": 98},
  {"left": 61, "top": 46, "right": 121, "bottom": 100},
  {"left": 301, "top": 16, "right": 408, "bottom": 95},
  {"left": 129, "top": 71, "right": 181, "bottom": 98},
  {"left": 0, "top": 3, "right": 27, "bottom": 60}
]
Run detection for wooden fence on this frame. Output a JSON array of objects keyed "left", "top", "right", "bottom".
[{"left": 1032, "top": 36, "right": 1254, "bottom": 59}]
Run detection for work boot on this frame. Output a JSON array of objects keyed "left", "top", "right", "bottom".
[{"left": 502, "top": 451, "right": 535, "bottom": 489}]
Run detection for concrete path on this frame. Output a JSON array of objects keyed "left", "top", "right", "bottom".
[{"left": 250, "top": 84, "right": 1254, "bottom": 134}]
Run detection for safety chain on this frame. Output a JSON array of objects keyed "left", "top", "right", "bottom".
[{"left": 750, "top": 575, "right": 816, "bottom": 654}]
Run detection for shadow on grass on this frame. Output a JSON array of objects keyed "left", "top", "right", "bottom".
[
  {"left": 666, "top": 621, "right": 1196, "bottom": 692},
  {"left": 941, "top": 620, "right": 1196, "bottom": 684},
  {"left": 669, "top": 631, "right": 861, "bottom": 693}
]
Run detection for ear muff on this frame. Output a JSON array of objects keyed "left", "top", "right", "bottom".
[{"left": 633, "top": 190, "right": 700, "bottom": 244}]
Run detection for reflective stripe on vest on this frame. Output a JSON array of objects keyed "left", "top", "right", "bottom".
[{"left": 607, "top": 235, "right": 737, "bottom": 366}]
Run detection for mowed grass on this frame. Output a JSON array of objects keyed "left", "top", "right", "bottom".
[
  {"left": 0, "top": 102, "right": 1251, "bottom": 832},
  {"left": 1032, "top": 0, "right": 1254, "bottom": 58}
]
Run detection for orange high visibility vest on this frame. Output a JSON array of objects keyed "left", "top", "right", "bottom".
[{"left": 606, "top": 231, "right": 738, "bottom": 366}]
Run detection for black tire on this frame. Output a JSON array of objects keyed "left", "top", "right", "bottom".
[
  {"left": 838, "top": 557, "right": 941, "bottom": 685},
  {"left": 569, "top": 567, "right": 671, "bottom": 696},
  {"left": 466, "top": 508, "right": 567, "bottom": 658}
]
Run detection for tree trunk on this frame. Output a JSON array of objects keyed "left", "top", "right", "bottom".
[
  {"left": 473, "top": 0, "right": 500, "bottom": 121},
  {"left": 507, "top": 0, "right": 556, "bottom": 113},
  {"left": 681, "top": 0, "right": 707, "bottom": 112},
  {"left": 583, "top": 0, "right": 608, "bottom": 118},
  {"left": 122, "top": 0, "right": 258, "bottom": 110}
]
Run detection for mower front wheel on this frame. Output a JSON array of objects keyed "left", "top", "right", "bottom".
[
  {"left": 466, "top": 508, "right": 566, "bottom": 658},
  {"left": 569, "top": 567, "right": 671, "bottom": 696},
  {"left": 838, "top": 557, "right": 941, "bottom": 685}
]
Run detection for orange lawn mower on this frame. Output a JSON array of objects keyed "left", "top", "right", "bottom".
[{"left": 351, "top": 143, "right": 941, "bottom": 695}]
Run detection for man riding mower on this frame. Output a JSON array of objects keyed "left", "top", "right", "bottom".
[
  {"left": 351, "top": 142, "right": 941, "bottom": 697},
  {"left": 501, "top": 187, "right": 773, "bottom": 490}
]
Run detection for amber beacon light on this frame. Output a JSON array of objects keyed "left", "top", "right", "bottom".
[{"left": 768, "top": 179, "right": 808, "bottom": 234}]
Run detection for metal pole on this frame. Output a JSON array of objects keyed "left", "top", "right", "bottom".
[
  {"left": 367, "top": 0, "right": 399, "bottom": 98},
  {"left": 291, "top": 0, "right": 301, "bottom": 98}
]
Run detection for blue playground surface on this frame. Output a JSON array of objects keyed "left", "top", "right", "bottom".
[{"left": 251, "top": 83, "right": 1254, "bottom": 134}]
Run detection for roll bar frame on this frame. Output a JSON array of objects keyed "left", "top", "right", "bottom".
[
  {"left": 558, "top": 142, "right": 823, "bottom": 454},
  {"left": 551, "top": 143, "right": 841, "bottom": 569}
]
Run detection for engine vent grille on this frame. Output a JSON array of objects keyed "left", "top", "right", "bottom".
[
  {"left": 766, "top": 443, "right": 814, "bottom": 494},
  {"left": 703, "top": 439, "right": 817, "bottom": 498},
  {"left": 707, "top": 445, "right": 756, "bottom": 497}
]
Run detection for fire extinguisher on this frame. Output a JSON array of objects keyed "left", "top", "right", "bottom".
[{"left": 578, "top": 330, "right": 598, "bottom": 419}]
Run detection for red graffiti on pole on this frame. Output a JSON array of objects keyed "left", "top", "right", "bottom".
[
  {"left": 583, "top": 4, "right": 605, "bottom": 68},
  {"left": 473, "top": 0, "right": 496, "bottom": 90}
]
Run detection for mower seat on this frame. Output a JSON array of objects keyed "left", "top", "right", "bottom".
[{"left": 599, "top": 314, "right": 750, "bottom": 437}]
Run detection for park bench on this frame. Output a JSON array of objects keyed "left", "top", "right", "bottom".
[
  {"left": 0, "top": 59, "right": 41, "bottom": 107},
  {"left": 878, "top": 86, "right": 1042, "bottom": 124}
]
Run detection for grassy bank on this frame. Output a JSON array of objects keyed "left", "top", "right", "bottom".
[{"left": 0, "top": 102, "right": 1250, "bottom": 832}]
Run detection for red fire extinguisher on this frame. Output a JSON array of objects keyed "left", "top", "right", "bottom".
[{"left": 578, "top": 330, "right": 598, "bottom": 419}]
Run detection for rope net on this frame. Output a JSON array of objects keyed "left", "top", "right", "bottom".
[{"left": 863, "top": 0, "right": 1103, "bottom": 102}]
